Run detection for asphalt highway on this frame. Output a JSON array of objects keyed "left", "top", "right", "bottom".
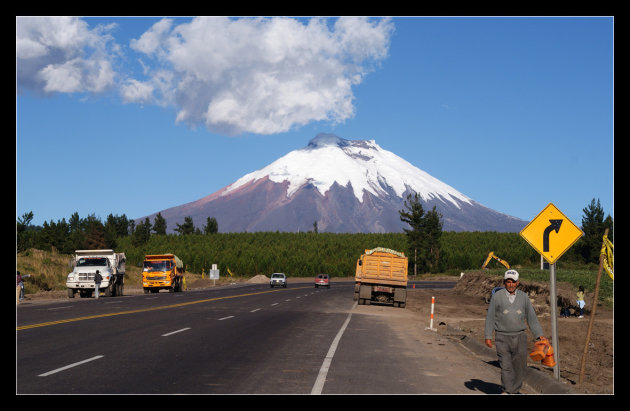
[{"left": 16, "top": 281, "right": 505, "bottom": 394}]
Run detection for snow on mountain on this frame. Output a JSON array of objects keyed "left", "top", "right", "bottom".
[
  {"left": 224, "top": 133, "right": 473, "bottom": 209},
  {"left": 136, "top": 133, "right": 527, "bottom": 233}
]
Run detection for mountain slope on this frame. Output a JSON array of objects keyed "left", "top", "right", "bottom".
[{"left": 137, "top": 133, "right": 527, "bottom": 233}]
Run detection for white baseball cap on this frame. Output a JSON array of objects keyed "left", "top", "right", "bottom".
[{"left": 504, "top": 269, "right": 519, "bottom": 281}]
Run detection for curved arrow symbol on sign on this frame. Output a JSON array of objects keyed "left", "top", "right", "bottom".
[{"left": 543, "top": 219, "right": 563, "bottom": 252}]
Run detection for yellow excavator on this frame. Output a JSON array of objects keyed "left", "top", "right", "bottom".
[{"left": 482, "top": 252, "right": 510, "bottom": 270}]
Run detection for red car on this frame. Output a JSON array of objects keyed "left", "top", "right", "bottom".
[{"left": 314, "top": 274, "right": 330, "bottom": 288}]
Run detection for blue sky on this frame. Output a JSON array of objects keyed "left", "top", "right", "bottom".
[{"left": 17, "top": 16, "right": 614, "bottom": 229}]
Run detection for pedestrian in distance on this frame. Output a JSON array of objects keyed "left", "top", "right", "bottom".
[
  {"left": 576, "top": 285, "right": 585, "bottom": 318},
  {"left": 484, "top": 269, "right": 547, "bottom": 394},
  {"left": 16, "top": 271, "right": 22, "bottom": 304},
  {"left": 17, "top": 271, "right": 31, "bottom": 301},
  {"left": 94, "top": 270, "right": 103, "bottom": 299}
]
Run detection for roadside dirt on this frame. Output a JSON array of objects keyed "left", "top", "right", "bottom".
[
  {"left": 18, "top": 272, "right": 613, "bottom": 394},
  {"left": 405, "top": 272, "right": 613, "bottom": 394}
]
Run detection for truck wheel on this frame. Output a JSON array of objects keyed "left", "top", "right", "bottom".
[
  {"left": 67, "top": 289, "right": 75, "bottom": 298},
  {"left": 105, "top": 285, "right": 112, "bottom": 297}
]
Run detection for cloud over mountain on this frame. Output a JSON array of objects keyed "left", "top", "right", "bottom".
[
  {"left": 126, "top": 17, "right": 394, "bottom": 135},
  {"left": 17, "top": 17, "right": 394, "bottom": 136}
]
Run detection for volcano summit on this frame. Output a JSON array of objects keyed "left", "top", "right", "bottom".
[{"left": 138, "top": 133, "right": 527, "bottom": 233}]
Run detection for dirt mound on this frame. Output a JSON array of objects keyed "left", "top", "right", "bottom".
[
  {"left": 455, "top": 271, "right": 594, "bottom": 316},
  {"left": 247, "top": 274, "right": 270, "bottom": 284}
]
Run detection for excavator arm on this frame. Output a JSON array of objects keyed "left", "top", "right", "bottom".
[{"left": 482, "top": 252, "right": 510, "bottom": 270}]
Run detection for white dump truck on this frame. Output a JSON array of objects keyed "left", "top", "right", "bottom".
[{"left": 66, "top": 250, "right": 126, "bottom": 298}]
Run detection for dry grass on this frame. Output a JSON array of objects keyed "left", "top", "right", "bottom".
[
  {"left": 16, "top": 248, "right": 73, "bottom": 292},
  {"left": 16, "top": 248, "right": 241, "bottom": 294}
]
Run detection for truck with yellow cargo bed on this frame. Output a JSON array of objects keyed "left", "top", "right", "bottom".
[
  {"left": 142, "top": 254, "right": 185, "bottom": 294},
  {"left": 353, "top": 247, "right": 408, "bottom": 308}
]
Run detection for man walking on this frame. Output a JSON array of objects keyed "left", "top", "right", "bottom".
[{"left": 485, "top": 270, "right": 546, "bottom": 394}]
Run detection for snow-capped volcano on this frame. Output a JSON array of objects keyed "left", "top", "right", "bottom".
[
  {"left": 137, "top": 133, "right": 527, "bottom": 233},
  {"left": 224, "top": 133, "right": 472, "bottom": 209}
]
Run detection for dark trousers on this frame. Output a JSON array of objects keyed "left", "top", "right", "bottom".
[{"left": 495, "top": 331, "right": 528, "bottom": 394}]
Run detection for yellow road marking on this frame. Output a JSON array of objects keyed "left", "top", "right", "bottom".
[{"left": 17, "top": 287, "right": 309, "bottom": 331}]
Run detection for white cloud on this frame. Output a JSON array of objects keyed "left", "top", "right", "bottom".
[
  {"left": 131, "top": 16, "right": 394, "bottom": 135},
  {"left": 16, "top": 16, "right": 117, "bottom": 95},
  {"left": 129, "top": 18, "right": 174, "bottom": 56},
  {"left": 39, "top": 58, "right": 84, "bottom": 93},
  {"left": 16, "top": 16, "right": 394, "bottom": 136},
  {"left": 334, "top": 17, "right": 393, "bottom": 62},
  {"left": 120, "top": 78, "right": 154, "bottom": 104}
]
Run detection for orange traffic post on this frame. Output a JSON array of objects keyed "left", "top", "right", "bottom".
[{"left": 425, "top": 296, "right": 437, "bottom": 331}]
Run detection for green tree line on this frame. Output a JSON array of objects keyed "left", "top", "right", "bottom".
[{"left": 17, "top": 198, "right": 612, "bottom": 276}]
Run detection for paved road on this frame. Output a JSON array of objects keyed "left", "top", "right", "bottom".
[{"left": 16, "top": 281, "right": 504, "bottom": 394}]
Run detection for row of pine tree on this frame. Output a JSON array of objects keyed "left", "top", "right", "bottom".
[{"left": 17, "top": 199, "right": 612, "bottom": 276}]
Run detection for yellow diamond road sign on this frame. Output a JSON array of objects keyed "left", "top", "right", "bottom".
[{"left": 520, "top": 203, "right": 584, "bottom": 264}]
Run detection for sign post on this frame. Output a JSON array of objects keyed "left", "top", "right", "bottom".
[
  {"left": 548, "top": 262, "right": 559, "bottom": 379},
  {"left": 520, "top": 203, "right": 584, "bottom": 380},
  {"left": 209, "top": 264, "right": 220, "bottom": 286}
]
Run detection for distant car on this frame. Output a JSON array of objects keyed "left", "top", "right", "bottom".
[
  {"left": 314, "top": 274, "right": 330, "bottom": 288},
  {"left": 270, "top": 273, "right": 287, "bottom": 288}
]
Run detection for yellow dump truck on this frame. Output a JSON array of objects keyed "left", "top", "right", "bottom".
[
  {"left": 353, "top": 247, "right": 408, "bottom": 308},
  {"left": 142, "top": 254, "right": 185, "bottom": 294}
]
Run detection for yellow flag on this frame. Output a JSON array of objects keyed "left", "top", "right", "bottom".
[{"left": 601, "top": 233, "right": 614, "bottom": 280}]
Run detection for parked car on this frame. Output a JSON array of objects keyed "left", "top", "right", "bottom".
[
  {"left": 314, "top": 274, "right": 330, "bottom": 288},
  {"left": 270, "top": 273, "right": 287, "bottom": 288}
]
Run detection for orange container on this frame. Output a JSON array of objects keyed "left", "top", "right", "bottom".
[{"left": 530, "top": 337, "right": 552, "bottom": 362}]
